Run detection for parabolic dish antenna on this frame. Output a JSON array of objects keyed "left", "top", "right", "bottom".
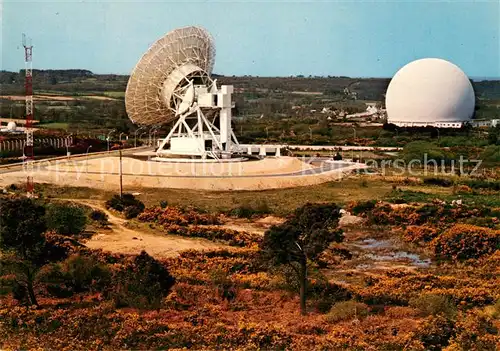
[{"left": 125, "top": 26, "right": 241, "bottom": 160}]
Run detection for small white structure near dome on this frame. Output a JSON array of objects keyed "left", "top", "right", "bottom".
[{"left": 386, "top": 58, "right": 475, "bottom": 128}]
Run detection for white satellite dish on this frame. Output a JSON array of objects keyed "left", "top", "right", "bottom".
[{"left": 125, "top": 26, "right": 240, "bottom": 160}]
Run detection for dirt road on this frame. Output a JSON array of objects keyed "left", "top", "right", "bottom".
[{"left": 72, "top": 199, "right": 225, "bottom": 258}]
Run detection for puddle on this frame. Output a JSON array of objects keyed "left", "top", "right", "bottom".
[{"left": 350, "top": 237, "right": 432, "bottom": 268}]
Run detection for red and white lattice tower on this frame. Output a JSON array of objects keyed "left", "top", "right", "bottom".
[{"left": 23, "top": 34, "right": 34, "bottom": 196}]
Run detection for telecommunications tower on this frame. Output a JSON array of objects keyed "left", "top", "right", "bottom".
[{"left": 23, "top": 33, "right": 34, "bottom": 196}]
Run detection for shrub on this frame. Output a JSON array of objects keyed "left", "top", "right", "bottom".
[
  {"left": 160, "top": 200, "right": 168, "bottom": 208},
  {"left": 268, "top": 264, "right": 301, "bottom": 292},
  {"left": 210, "top": 268, "right": 237, "bottom": 301},
  {"left": 40, "top": 254, "right": 111, "bottom": 297},
  {"left": 453, "top": 184, "right": 473, "bottom": 194},
  {"left": 42, "top": 231, "right": 86, "bottom": 262},
  {"left": 412, "top": 315, "right": 455, "bottom": 350},
  {"left": 89, "top": 209, "right": 108, "bottom": 223},
  {"left": 346, "top": 200, "right": 377, "bottom": 215},
  {"left": 105, "top": 194, "right": 145, "bottom": 213},
  {"left": 431, "top": 224, "right": 500, "bottom": 260},
  {"left": 480, "top": 145, "right": 500, "bottom": 164},
  {"left": 401, "top": 141, "right": 445, "bottom": 163},
  {"left": 462, "top": 216, "right": 500, "bottom": 229},
  {"left": 447, "top": 310, "right": 498, "bottom": 350},
  {"left": 124, "top": 205, "right": 142, "bottom": 219},
  {"left": 45, "top": 203, "right": 87, "bottom": 236},
  {"left": 230, "top": 203, "right": 256, "bottom": 218},
  {"left": 423, "top": 177, "right": 454, "bottom": 187},
  {"left": 110, "top": 250, "right": 175, "bottom": 309},
  {"left": 229, "top": 200, "right": 271, "bottom": 218},
  {"left": 309, "top": 279, "right": 352, "bottom": 313},
  {"left": 404, "top": 225, "right": 440, "bottom": 244},
  {"left": 165, "top": 225, "right": 261, "bottom": 247},
  {"left": 325, "top": 300, "right": 369, "bottom": 322},
  {"left": 409, "top": 294, "right": 457, "bottom": 319},
  {"left": 138, "top": 206, "right": 221, "bottom": 225},
  {"left": 485, "top": 300, "right": 500, "bottom": 319},
  {"left": 355, "top": 201, "right": 494, "bottom": 227},
  {"left": 462, "top": 179, "right": 500, "bottom": 191}
]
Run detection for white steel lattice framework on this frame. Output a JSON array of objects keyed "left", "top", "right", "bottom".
[
  {"left": 125, "top": 26, "right": 240, "bottom": 159},
  {"left": 23, "top": 34, "right": 34, "bottom": 196}
]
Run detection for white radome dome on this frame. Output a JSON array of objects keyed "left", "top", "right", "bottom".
[
  {"left": 386, "top": 58, "right": 475, "bottom": 126},
  {"left": 6, "top": 122, "right": 17, "bottom": 131}
]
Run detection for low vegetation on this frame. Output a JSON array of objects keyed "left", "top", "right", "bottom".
[
  {"left": 45, "top": 202, "right": 87, "bottom": 236},
  {"left": 105, "top": 193, "right": 145, "bottom": 219},
  {"left": 1, "top": 170, "right": 500, "bottom": 349}
]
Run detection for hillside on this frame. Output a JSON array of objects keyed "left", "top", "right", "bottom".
[{"left": 2, "top": 69, "right": 500, "bottom": 100}]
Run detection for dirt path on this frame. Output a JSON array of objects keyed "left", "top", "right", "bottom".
[{"left": 70, "top": 199, "right": 226, "bottom": 258}]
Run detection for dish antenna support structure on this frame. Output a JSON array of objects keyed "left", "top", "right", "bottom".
[{"left": 125, "top": 26, "right": 240, "bottom": 160}]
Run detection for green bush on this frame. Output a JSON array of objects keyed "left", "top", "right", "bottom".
[
  {"left": 412, "top": 315, "right": 455, "bottom": 350},
  {"left": 348, "top": 200, "right": 376, "bottom": 215},
  {"left": 480, "top": 145, "right": 500, "bottom": 164},
  {"left": 210, "top": 268, "right": 237, "bottom": 301},
  {"left": 462, "top": 179, "right": 500, "bottom": 191},
  {"left": 110, "top": 250, "right": 175, "bottom": 309},
  {"left": 41, "top": 254, "right": 111, "bottom": 297},
  {"left": 401, "top": 141, "right": 445, "bottom": 163},
  {"left": 229, "top": 200, "right": 271, "bottom": 218},
  {"left": 409, "top": 294, "right": 457, "bottom": 319},
  {"left": 45, "top": 203, "right": 87, "bottom": 236},
  {"left": 105, "top": 193, "right": 145, "bottom": 213},
  {"left": 309, "top": 279, "right": 352, "bottom": 313},
  {"left": 447, "top": 310, "right": 498, "bottom": 350},
  {"left": 89, "top": 209, "right": 108, "bottom": 223},
  {"left": 485, "top": 299, "right": 500, "bottom": 319},
  {"left": 325, "top": 300, "right": 369, "bottom": 322},
  {"left": 124, "top": 205, "right": 142, "bottom": 219},
  {"left": 423, "top": 177, "right": 454, "bottom": 187}
]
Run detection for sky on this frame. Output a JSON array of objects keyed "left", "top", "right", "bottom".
[{"left": 1, "top": 0, "right": 499, "bottom": 78}]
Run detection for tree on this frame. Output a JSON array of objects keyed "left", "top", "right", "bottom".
[
  {"left": 0, "top": 198, "right": 47, "bottom": 306},
  {"left": 260, "top": 203, "right": 343, "bottom": 315},
  {"left": 45, "top": 203, "right": 87, "bottom": 236}
]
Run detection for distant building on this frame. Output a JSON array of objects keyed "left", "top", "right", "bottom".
[
  {"left": 470, "top": 119, "right": 499, "bottom": 128},
  {"left": 346, "top": 105, "right": 385, "bottom": 119}
]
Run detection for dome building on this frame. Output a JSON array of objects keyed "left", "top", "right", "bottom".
[
  {"left": 7, "top": 122, "right": 17, "bottom": 131},
  {"left": 385, "top": 58, "right": 475, "bottom": 128}
]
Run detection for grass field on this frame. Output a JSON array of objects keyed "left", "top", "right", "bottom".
[
  {"left": 36, "top": 177, "right": 392, "bottom": 215},
  {"left": 34, "top": 170, "right": 500, "bottom": 214},
  {"left": 38, "top": 122, "right": 70, "bottom": 130},
  {"left": 103, "top": 91, "right": 125, "bottom": 98}
]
